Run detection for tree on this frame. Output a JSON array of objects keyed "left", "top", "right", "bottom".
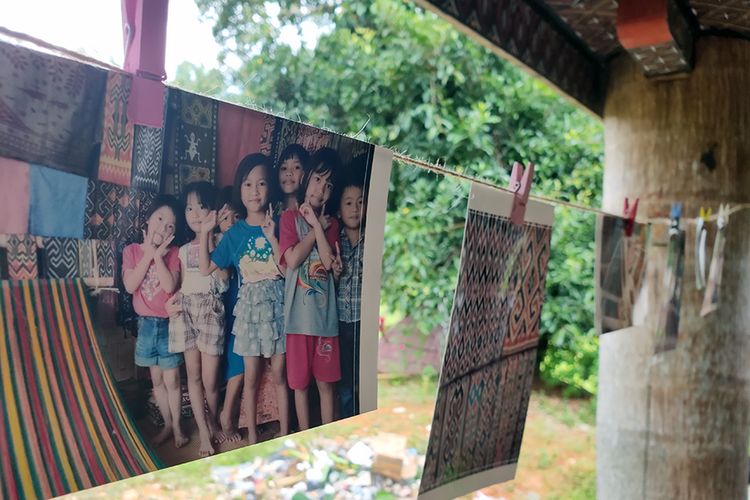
[{"left": 177, "top": 0, "right": 604, "bottom": 394}]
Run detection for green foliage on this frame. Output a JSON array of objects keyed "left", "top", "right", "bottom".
[{"left": 181, "top": 0, "right": 603, "bottom": 394}]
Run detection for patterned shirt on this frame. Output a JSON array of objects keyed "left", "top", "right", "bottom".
[{"left": 337, "top": 228, "right": 363, "bottom": 323}]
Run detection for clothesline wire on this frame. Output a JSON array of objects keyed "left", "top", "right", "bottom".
[
  {"left": 4, "top": 25, "right": 750, "bottom": 227},
  {"left": 392, "top": 155, "right": 750, "bottom": 226}
]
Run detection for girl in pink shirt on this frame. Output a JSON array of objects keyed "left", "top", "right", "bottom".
[{"left": 122, "top": 195, "right": 186, "bottom": 448}]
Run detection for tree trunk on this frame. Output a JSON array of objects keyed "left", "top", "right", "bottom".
[{"left": 597, "top": 36, "right": 750, "bottom": 499}]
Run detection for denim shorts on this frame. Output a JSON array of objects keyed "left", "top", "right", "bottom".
[{"left": 135, "top": 317, "right": 183, "bottom": 369}]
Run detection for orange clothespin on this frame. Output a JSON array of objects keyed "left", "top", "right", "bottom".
[
  {"left": 508, "top": 161, "right": 534, "bottom": 226},
  {"left": 623, "top": 197, "right": 639, "bottom": 236}
]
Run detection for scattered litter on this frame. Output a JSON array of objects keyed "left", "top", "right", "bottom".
[
  {"left": 210, "top": 435, "right": 424, "bottom": 499},
  {"left": 392, "top": 407, "right": 407, "bottom": 414}
]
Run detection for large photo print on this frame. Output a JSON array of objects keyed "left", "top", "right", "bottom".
[{"left": 0, "top": 40, "right": 391, "bottom": 498}]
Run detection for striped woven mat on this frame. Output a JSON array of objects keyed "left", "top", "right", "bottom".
[{"left": 0, "top": 279, "right": 161, "bottom": 499}]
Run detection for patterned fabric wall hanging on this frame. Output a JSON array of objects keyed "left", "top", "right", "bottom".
[
  {"left": 98, "top": 72, "right": 134, "bottom": 186},
  {"left": 96, "top": 239, "right": 116, "bottom": 282},
  {"left": 84, "top": 180, "right": 150, "bottom": 242},
  {"left": 5, "top": 234, "right": 39, "bottom": 280},
  {"left": 42, "top": 237, "right": 80, "bottom": 279},
  {"left": 0, "top": 279, "right": 161, "bottom": 499},
  {"left": 78, "top": 239, "right": 96, "bottom": 279},
  {"left": 164, "top": 89, "right": 218, "bottom": 194},
  {"left": 0, "top": 157, "right": 30, "bottom": 234},
  {"left": 131, "top": 125, "right": 163, "bottom": 192},
  {"left": 0, "top": 41, "right": 106, "bottom": 175},
  {"left": 29, "top": 164, "right": 87, "bottom": 239},
  {"left": 595, "top": 215, "right": 649, "bottom": 335},
  {"left": 216, "top": 102, "right": 276, "bottom": 187},
  {"left": 115, "top": 239, "right": 138, "bottom": 332},
  {"left": 420, "top": 183, "right": 554, "bottom": 499}
]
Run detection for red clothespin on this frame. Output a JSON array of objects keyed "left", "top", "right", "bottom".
[
  {"left": 623, "top": 197, "right": 639, "bottom": 236},
  {"left": 508, "top": 161, "right": 534, "bottom": 225},
  {"left": 122, "top": 0, "right": 169, "bottom": 128}
]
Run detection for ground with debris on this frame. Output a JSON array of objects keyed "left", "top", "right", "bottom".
[{"left": 64, "top": 377, "right": 596, "bottom": 499}]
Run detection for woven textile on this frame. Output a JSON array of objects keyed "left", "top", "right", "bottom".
[
  {"left": 164, "top": 89, "right": 217, "bottom": 194},
  {"left": 42, "top": 237, "right": 79, "bottom": 279},
  {"left": 595, "top": 215, "right": 648, "bottom": 335},
  {"left": 421, "top": 195, "right": 553, "bottom": 496},
  {"left": 0, "top": 279, "right": 161, "bottom": 499},
  {"left": 84, "top": 180, "right": 149, "bottom": 242},
  {"left": 98, "top": 72, "right": 134, "bottom": 186},
  {"left": 0, "top": 157, "right": 30, "bottom": 234},
  {"left": 131, "top": 125, "right": 163, "bottom": 192},
  {"left": 29, "top": 164, "right": 87, "bottom": 239},
  {"left": 0, "top": 41, "right": 106, "bottom": 175},
  {"left": 5, "top": 235, "right": 38, "bottom": 280}
]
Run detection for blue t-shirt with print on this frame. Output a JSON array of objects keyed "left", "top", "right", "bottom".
[{"left": 211, "top": 220, "right": 281, "bottom": 285}]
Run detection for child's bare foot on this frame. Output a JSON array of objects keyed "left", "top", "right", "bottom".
[
  {"left": 208, "top": 420, "right": 222, "bottom": 444},
  {"left": 199, "top": 435, "right": 215, "bottom": 458},
  {"left": 174, "top": 432, "right": 190, "bottom": 448},
  {"left": 151, "top": 426, "right": 172, "bottom": 447},
  {"left": 219, "top": 412, "right": 242, "bottom": 443}
]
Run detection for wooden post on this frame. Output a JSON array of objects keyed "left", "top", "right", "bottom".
[{"left": 597, "top": 36, "right": 750, "bottom": 499}]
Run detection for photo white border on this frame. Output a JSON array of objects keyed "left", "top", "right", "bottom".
[
  {"left": 419, "top": 463, "right": 518, "bottom": 500},
  {"left": 358, "top": 146, "right": 393, "bottom": 413},
  {"left": 469, "top": 182, "right": 555, "bottom": 227}
]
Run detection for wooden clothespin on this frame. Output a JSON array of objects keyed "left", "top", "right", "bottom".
[
  {"left": 508, "top": 161, "right": 534, "bottom": 226},
  {"left": 122, "top": 0, "right": 169, "bottom": 128},
  {"left": 695, "top": 207, "right": 711, "bottom": 290},
  {"left": 623, "top": 197, "right": 639, "bottom": 236}
]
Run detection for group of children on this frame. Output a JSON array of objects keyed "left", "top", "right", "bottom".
[{"left": 122, "top": 145, "right": 366, "bottom": 457}]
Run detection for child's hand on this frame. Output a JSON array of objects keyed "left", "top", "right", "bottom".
[
  {"left": 154, "top": 235, "right": 175, "bottom": 258},
  {"left": 262, "top": 206, "right": 276, "bottom": 240},
  {"left": 165, "top": 293, "right": 183, "bottom": 317},
  {"left": 299, "top": 203, "right": 319, "bottom": 227},
  {"left": 201, "top": 209, "right": 219, "bottom": 234},
  {"left": 142, "top": 230, "right": 156, "bottom": 260},
  {"left": 332, "top": 241, "right": 344, "bottom": 279},
  {"left": 318, "top": 204, "right": 331, "bottom": 230}
]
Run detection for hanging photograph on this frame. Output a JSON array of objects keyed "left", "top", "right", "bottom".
[
  {"left": 0, "top": 42, "right": 392, "bottom": 498},
  {"left": 595, "top": 215, "right": 648, "bottom": 334},
  {"left": 419, "top": 183, "right": 554, "bottom": 499}
]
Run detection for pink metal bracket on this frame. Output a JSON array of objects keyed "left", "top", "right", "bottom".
[{"left": 508, "top": 161, "right": 534, "bottom": 225}]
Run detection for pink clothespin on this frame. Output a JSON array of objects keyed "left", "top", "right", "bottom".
[
  {"left": 623, "top": 197, "right": 639, "bottom": 236},
  {"left": 508, "top": 161, "right": 534, "bottom": 225},
  {"left": 122, "top": 0, "right": 169, "bottom": 128}
]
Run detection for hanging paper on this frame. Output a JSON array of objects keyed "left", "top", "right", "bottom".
[
  {"left": 216, "top": 102, "right": 276, "bottom": 187},
  {"left": 595, "top": 215, "right": 649, "bottom": 334},
  {"left": 655, "top": 210, "right": 685, "bottom": 353},
  {"left": 0, "top": 41, "right": 106, "bottom": 176},
  {"left": 0, "top": 157, "right": 30, "bottom": 234},
  {"left": 419, "top": 182, "right": 554, "bottom": 499},
  {"left": 701, "top": 205, "right": 728, "bottom": 316}
]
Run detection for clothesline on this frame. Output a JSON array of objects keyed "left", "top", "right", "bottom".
[
  {"left": 3, "top": 24, "right": 749, "bottom": 228},
  {"left": 393, "top": 153, "right": 750, "bottom": 226}
]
